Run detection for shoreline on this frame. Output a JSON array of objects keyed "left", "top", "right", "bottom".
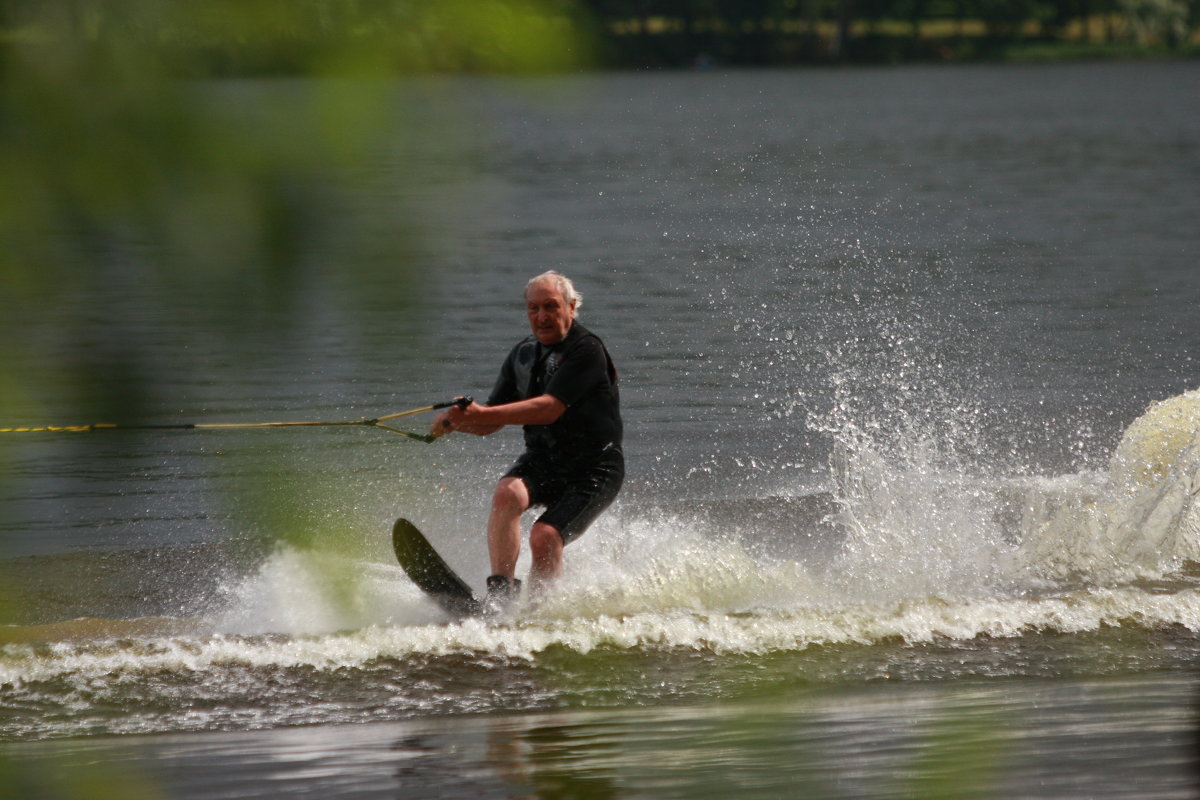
[{"left": 593, "top": 36, "right": 1200, "bottom": 72}]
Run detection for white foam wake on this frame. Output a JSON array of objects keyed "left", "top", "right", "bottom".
[
  {"left": 5, "top": 582, "right": 1200, "bottom": 689},
  {"left": 1015, "top": 388, "right": 1200, "bottom": 582}
]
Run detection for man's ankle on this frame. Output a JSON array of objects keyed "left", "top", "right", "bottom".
[{"left": 485, "top": 574, "right": 522, "bottom": 603}]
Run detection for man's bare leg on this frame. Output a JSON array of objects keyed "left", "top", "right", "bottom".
[
  {"left": 488, "top": 476, "right": 530, "bottom": 578},
  {"left": 529, "top": 522, "right": 564, "bottom": 590}
]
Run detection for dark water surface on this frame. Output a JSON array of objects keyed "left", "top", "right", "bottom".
[{"left": 2, "top": 62, "right": 1199, "bottom": 797}]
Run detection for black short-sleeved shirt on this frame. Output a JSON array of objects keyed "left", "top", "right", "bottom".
[{"left": 487, "top": 322, "right": 622, "bottom": 466}]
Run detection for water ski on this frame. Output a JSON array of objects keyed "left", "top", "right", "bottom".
[{"left": 391, "top": 518, "right": 481, "bottom": 618}]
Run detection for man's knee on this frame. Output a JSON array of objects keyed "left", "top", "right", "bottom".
[
  {"left": 530, "top": 523, "right": 563, "bottom": 557},
  {"left": 491, "top": 477, "right": 529, "bottom": 515}
]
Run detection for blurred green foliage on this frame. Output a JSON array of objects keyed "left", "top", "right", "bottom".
[
  {"left": 0, "top": 747, "right": 163, "bottom": 800},
  {"left": 0, "top": 0, "right": 593, "bottom": 661},
  {"left": 0, "top": 0, "right": 593, "bottom": 415},
  {"left": 899, "top": 705, "right": 1014, "bottom": 800},
  {"left": 0, "top": 0, "right": 593, "bottom": 295}
]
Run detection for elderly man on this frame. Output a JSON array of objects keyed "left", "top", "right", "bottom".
[{"left": 431, "top": 271, "right": 623, "bottom": 606}]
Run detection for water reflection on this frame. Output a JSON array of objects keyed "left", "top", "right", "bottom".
[
  {"left": 2, "top": 673, "right": 1194, "bottom": 799},
  {"left": 392, "top": 678, "right": 1196, "bottom": 800},
  {"left": 487, "top": 717, "right": 621, "bottom": 800},
  {"left": 389, "top": 715, "right": 622, "bottom": 799}
]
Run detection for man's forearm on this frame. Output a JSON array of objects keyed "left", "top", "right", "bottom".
[
  {"left": 433, "top": 394, "right": 566, "bottom": 438},
  {"left": 472, "top": 395, "right": 565, "bottom": 428}
]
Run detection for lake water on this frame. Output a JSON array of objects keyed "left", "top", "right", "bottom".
[{"left": 2, "top": 61, "right": 1200, "bottom": 798}]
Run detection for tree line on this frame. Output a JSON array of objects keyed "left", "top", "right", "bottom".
[
  {"left": 581, "top": 0, "right": 1200, "bottom": 66},
  {"left": 1, "top": 0, "right": 1196, "bottom": 73}
]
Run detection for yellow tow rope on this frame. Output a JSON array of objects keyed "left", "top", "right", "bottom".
[{"left": 0, "top": 398, "right": 471, "bottom": 443}]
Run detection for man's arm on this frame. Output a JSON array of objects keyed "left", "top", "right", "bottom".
[{"left": 429, "top": 395, "right": 566, "bottom": 438}]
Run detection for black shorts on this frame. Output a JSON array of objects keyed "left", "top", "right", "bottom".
[{"left": 504, "top": 445, "right": 624, "bottom": 545}]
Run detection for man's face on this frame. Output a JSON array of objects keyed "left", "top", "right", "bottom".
[{"left": 526, "top": 279, "right": 575, "bottom": 345}]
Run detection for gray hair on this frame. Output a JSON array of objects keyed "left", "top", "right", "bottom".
[{"left": 525, "top": 270, "right": 582, "bottom": 312}]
